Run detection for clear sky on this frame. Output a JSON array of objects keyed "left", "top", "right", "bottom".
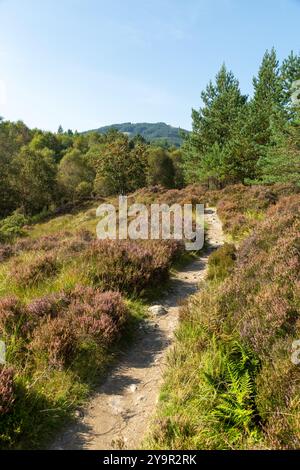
[{"left": 0, "top": 0, "right": 299, "bottom": 132}]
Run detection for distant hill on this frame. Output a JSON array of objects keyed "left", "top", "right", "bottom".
[{"left": 86, "top": 122, "right": 189, "bottom": 147}]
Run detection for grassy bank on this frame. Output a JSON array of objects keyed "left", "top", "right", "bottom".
[
  {"left": 145, "top": 189, "right": 300, "bottom": 450},
  {"left": 0, "top": 197, "right": 186, "bottom": 449},
  {"left": 0, "top": 185, "right": 209, "bottom": 449}
]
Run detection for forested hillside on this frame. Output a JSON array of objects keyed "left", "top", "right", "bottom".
[
  {"left": 85, "top": 122, "right": 187, "bottom": 147},
  {"left": 0, "top": 121, "right": 184, "bottom": 233}
]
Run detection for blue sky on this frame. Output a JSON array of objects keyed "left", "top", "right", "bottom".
[{"left": 0, "top": 0, "right": 299, "bottom": 131}]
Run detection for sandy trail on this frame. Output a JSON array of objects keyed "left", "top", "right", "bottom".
[{"left": 51, "top": 207, "right": 224, "bottom": 450}]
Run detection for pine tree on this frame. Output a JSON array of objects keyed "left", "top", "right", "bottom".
[
  {"left": 249, "top": 48, "right": 284, "bottom": 149},
  {"left": 257, "top": 116, "right": 300, "bottom": 186},
  {"left": 281, "top": 51, "right": 300, "bottom": 119},
  {"left": 192, "top": 64, "right": 247, "bottom": 150},
  {"left": 183, "top": 64, "right": 247, "bottom": 186},
  {"left": 252, "top": 50, "right": 300, "bottom": 185}
]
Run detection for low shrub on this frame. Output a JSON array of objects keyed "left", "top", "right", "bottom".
[
  {"left": 0, "top": 244, "right": 13, "bottom": 262},
  {"left": 10, "top": 253, "right": 59, "bottom": 286},
  {"left": 0, "top": 367, "right": 15, "bottom": 415},
  {"left": 27, "top": 292, "right": 70, "bottom": 321},
  {"left": 1, "top": 285, "right": 129, "bottom": 371},
  {"left": 215, "top": 183, "right": 298, "bottom": 239},
  {"left": 0, "top": 212, "right": 28, "bottom": 243},
  {"left": 0, "top": 296, "right": 26, "bottom": 338},
  {"left": 28, "top": 287, "right": 129, "bottom": 368},
  {"left": 4, "top": 229, "right": 94, "bottom": 263},
  {"left": 30, "top": 316, "right": 78, "bottom": 369},
  {"left": 0, "top": 283, "right": 131, "bottom": 447},
  {"left": 83, "top": 239, "right": 183, "bottom": 294},
  {"left": 70, "top": 288, "right": 128, "bottom": 344}
]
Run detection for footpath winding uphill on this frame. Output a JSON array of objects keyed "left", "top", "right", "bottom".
[{"left": 51, "top": 208, "right": 224, "bottom": 450}]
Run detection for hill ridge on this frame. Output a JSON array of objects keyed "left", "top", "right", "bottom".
[{"left": 85, "top": 121, "right": 189, "bottom": 147}]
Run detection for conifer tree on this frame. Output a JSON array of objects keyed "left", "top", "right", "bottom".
[
  {"left": 249, "top": 48, "right": 284, "bottom": 149},
  {"left": 183, "top": 64, "right": 247, "bottom": 186},
  {"left": 257, "top": 118, "right": 300, "bottom": 186},
  {"left": 281, "top": 51, "right": 300, "bottom": 119}
]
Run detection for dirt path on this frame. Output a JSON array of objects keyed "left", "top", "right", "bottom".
[{"left": 51, "top": 208, "right": 224, "bottom": 450}]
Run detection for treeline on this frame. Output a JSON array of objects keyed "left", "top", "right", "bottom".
[
  {"left": 0, "top": 122, "right": 184, "bottom": 220},
  {"left": 1, "top": 48, "right": 299, "bottom": 223},
  {"left": 183, "top": 49, "right": 300, "bottom": 187}
]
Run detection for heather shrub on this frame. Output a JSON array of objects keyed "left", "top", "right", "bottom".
[
  {"left": 30, "top": 315, "right": 78, "bottom": 369},
  {"left": 0, "top": 244, "right": 13, "bottom": 262},
  {"left": 70, "top": 289, "right": 128, "bottom": 344},
  {"left": 60, "top": 236, "right": 90, "bottom": 256},
  {"left": 133, "top": 184, "right": 298, "bottom": 242},
  {"left": 221, "top": 196, "right": 300, "bottom": 356},
  {"left": 78, "top": 313, "right": 117, "bottom": 343},
  {"left": 132, "top": 184, "right": 208, "bottom": 206},
  {"left": 70, "top": 288, "right": 127, "bottom": 324},
  {"left": 13, "top": 237, "right": 36, "bottom": 253},
  {"left": 0, "top": 367, "right": 15, "bottom": 415},
  {"left": 31, "top": 233, "right": 63, "bottom": 251},
  {"left": 27, "top": 292, "right": 71, "bottom": 322},
  {"left": 215, "top": 183, "right": 298, "bottom": 238},
  {"left": 29, "top": 286, "right": 129, "bottom": 368},
  {"left": 0, "top": 296, "right": 27, "bottom": 337},
  {"left": 255, "top": 339, "right": 300, "bottom": 449},
  {"left": 132, "top": 185, "right": 166, "bottom": 204},
  {"left": 10, "top": 253, "right": 59, "bottom": 286},
  {"left": 83, "top": 239, "right": 183, "bottom": 294},
  {"left": 11, "top": 230, "right": 93, "bottom": 259}
]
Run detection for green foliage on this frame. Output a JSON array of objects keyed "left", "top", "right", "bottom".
[
  {"left": 183, "top": 64, "right": 248, "bottom": 185},
  {"left": 12, "top": 147, "right": 58, "bottom": 215},
  {"left": 147, "top": 147, "right": 175, "bottom": 188},
  {"left": 281, "top": 51, "right": 300, "bottom": 119},
  {"left": 0, "top": 119, "right": 32, "bottom": 217},
  {"left": 183, "top": 49, "right": 300, "bottom": 188},
  {"left": 169, "top": 149, "right": 185, "bottom": 189},
  {"left": 192, "top": 64, "right": 247, "bottom": 150},
  {"left": 257, "top": 119, "right": 300, "bottom": 186},
  {"left": 0, "top": 120, "right": 166, "bottom": 222},
  {"left": 0, "top": 212, "right": 28, "bottom": 243},
  {"left": 249, "top": 48, "right": 284, "bottom": 149},
  {"left": 207, "top": 243, "right": 236, "bottom": 281},
  {"left": 57, "top": 149, "right": 94, "bottom": 202},
  {"left": 94, "top": 135, "right": 148, "bottom": 195},
  {"left": 204, "top": 342, "right": 260, "bottom": 440}
]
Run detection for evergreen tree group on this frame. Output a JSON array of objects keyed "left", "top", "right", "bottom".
[{"left": 183, "top": 49, "right": 300, "bottom": 187}]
